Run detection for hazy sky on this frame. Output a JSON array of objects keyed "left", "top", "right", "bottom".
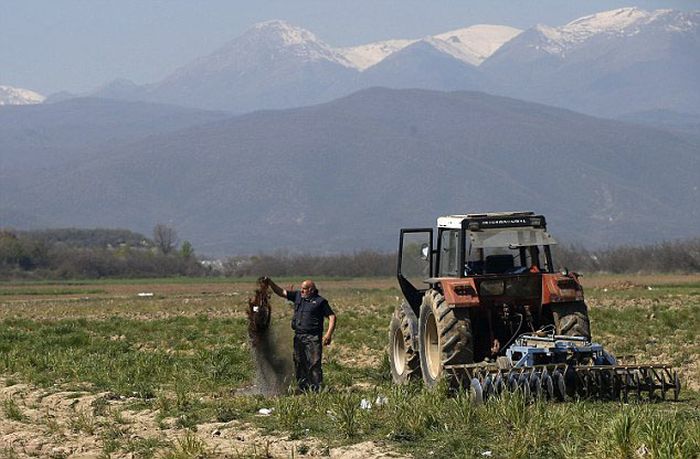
[{"left": 2, "top": 0, "right": 697, "bottom": 95}]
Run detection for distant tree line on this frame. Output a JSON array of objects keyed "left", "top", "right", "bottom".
[
  {"left": 224, "top": 250, "right": 395, "bottom": 278},
  {"left": 2, "top": 226, "right": 698, "bottom": 279},
  {"left": 0, "top": 226, "right": 204, "bottom": 279},
  {"left": 15, "top": 228, "right": 151, "bottom": 249},
  {"left": 553, "top": 238, "right": 700, "bottom": 274},
  {"left": 223, "top": 238, "right": 700, "bottom": 277}
]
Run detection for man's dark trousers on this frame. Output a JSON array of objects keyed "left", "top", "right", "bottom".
[{"left": 293, "top": 333, "right": 323, "bottom": 392}]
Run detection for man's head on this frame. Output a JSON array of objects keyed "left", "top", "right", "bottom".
[{"left": 300, "top": 280, "right": 317, "bottom": 298}]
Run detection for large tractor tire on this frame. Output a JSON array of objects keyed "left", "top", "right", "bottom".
[
  {"left": 552, "top": 301, "right": 591, "bottom": 340},
  {"left": 418, "top": 289, "right": 473, "bottom": 388},
  {"left": 388, "top": 303, "right": 421, "bottom": 384}
]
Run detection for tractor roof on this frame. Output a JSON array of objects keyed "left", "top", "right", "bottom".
[
  {"left": 437, "top": 211, "right": 542, "bottom": 229},
  {"left": 437, "top": 211, "right": 556, "bottom": 247}
]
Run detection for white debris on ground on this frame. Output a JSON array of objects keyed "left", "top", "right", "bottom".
[{"left": 360, "top": 395, "right": 389, "bottom": 410}]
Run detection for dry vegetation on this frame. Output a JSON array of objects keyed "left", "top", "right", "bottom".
[{"left": 0, "top": 275, "right": 698, "bottom": 458}]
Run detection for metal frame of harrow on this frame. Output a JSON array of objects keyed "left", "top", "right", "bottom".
[{"left": 444, "top": 362, "right": 680, "bottom": 402}]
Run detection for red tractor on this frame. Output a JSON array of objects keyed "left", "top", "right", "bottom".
[{"left": 389, "top": 212, "right": 678, "bottom": 401}]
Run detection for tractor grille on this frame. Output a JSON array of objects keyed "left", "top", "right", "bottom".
[{"left": 478, "top": 275, "right": 539, "bottom": 298}]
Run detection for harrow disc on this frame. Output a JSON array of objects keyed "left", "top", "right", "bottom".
[
  {"left": 494, "top": 374, "right": 506, "bottom": 397},
  {"left": 530, "top": 373, "right": 542, "bottom": 400},
  {"left": 634, "top": 372, "right": 643, "bottom": 399},
  {"left": 508, "top": 372, "right": 519, "bottom": 392},
  {"left": 552, "top": 370, "right": 566, "bottom": 401},
  {"left": 482, "top": 375, "right": 495, "bottom": 401},
  {"left": 580, "top": 372, "right": 592, "bottom": 399},
  {"left": 470, "top": 378, "right": 483, "bottom": 404},
  {"left": 518, "top": 374, "right": 531, "bottom": 400},
  {"left": 659, "top": 371, "right": 668, "bottom": 401},
  {"left": 541, "top": 371, "right": 554, "bottom": 400}
]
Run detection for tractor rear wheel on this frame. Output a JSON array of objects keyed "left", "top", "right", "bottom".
[
  {"left": 388, "top": 304, "right": 421, "bottom": 384},
  {"left": 552, "top": 301, "right": 591, "bottom": 340},
  {"left": 418, "top": 289, "right": 473, "bottom": 388}
]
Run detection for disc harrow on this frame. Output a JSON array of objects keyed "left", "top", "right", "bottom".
[
  {"left": 445, "top": 363, "right": 679, "bottom": 402},
  {"left": 443, "top": 333, "right": 681, "bottom": 402}
]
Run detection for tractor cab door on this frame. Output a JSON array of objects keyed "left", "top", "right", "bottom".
[{"left": 397, "top": 228, "right": 433, "bottom": 313}]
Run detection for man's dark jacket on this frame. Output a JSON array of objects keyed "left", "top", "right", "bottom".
[{"left": 285, "top": 290, "right": 334, "bottom": 336}]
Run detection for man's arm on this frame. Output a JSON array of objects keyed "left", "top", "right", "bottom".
[
  {"left": 323, "top": 314, "right": 336, "bottom": 346},
  {"left": 264, "top": 277, "right": 287, "bottom": 298}
]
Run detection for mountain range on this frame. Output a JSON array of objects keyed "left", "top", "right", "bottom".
[
  {"left": 2, "top": 7, "right": 698, "bottom": 255},
  {"left": 2, "top": 89, "right": 698, "bottom": 255},
  {"left": 58, "top": 7, "right": 697, "bottom": 119}
]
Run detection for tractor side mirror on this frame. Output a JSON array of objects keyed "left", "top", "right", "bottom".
[{"left": 420, "top": 243, "right": 430, "bottom": 261}]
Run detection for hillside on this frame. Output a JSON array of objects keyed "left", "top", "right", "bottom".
[
  {"left": 0, "top": 97, "right": 229, "bottom": 173},
  {"left": 3, "top": 88, "right": 698, "bottom": 254}
]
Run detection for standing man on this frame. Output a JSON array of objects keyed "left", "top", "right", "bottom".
[{"left": 264, "top": 277, "right": 336, "bottom": 392}]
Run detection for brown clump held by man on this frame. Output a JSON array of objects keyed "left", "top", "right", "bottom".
[{"left": 263, "top": 277, "right": 336, "bottom": 392}]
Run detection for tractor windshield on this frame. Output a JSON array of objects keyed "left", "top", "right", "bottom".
[
  {"left": 465, "top": 228, "right": 556, "bottom": 275},
  {"left": 467, "top": 228, "right": 556, "bottom": 248}
]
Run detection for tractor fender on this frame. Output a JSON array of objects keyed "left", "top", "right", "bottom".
[{"left": 439, "top": 278, "right": 480, "bottom": 307}]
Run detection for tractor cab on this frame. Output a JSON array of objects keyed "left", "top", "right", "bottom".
[{"left": 398, "top": 211, "right": 558, "bottom": 312}]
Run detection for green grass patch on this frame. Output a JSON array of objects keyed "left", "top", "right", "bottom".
[
  {"left": 249, "top": 384, "right": 700, "bottom": 458},
  {"left": 0, "top": 316, "right": 252, "bottom": 396},
  {"left": 2, "top": 398, "right": 26, "bottom": 422}
]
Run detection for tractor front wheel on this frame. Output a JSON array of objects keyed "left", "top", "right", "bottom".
[
  {"left": 552, "top": 301, "right": 591, "bottom": 340},
  {"left": 388, "top": 304, "right": 421, "bottom": 384},
  {"left": 418, "top": 289, "right": 473, "bottom": 388}
]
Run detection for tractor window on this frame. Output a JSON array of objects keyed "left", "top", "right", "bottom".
[
  {"left": 465, "top": 245, "right": 548, "bottom": 275},
  {"left": 439, "top": 229, "right": 459, "bottom": 277},
  {"left": 521, "top": 246, "right": 544, "bottom": 270},
  {"left": 464, "top": 228, "right": 556, "bottom": 275},
  {"left": 399, "top": 231, "right": 432, "bottom": 288},
  {"left": 468, "top": 228, "right": 556, "bottom": 248}
]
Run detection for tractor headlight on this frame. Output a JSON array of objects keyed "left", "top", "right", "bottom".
[
  {"left": 480, "top": 280, "right": 505, "bottom": 296},
  {"left": 529, "top": 217, "right": 543, "bottom": 227}
]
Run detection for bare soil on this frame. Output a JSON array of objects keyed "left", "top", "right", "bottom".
[
  {"left": 579, "top": 273, "right": 700, "bottom": 289},
  {"left": 0, "top": 379, "right": 407, "bottom": 458}
]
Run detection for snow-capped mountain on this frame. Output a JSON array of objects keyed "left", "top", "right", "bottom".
[
  {"left": 338, "top": 24, "right": 520, "bottom": 69},
  {"left": 339, "top": 39, "right": 416, "bottom": 70},
  {"left": 529, "top": 7, "right": 696, "bottom": 56},
  {"left": 0, "top": 85, "right": 45, "bottom": 105},
  {"left": 127, "top": 19, "right": 521, "bottom": 111},
  {"left": 483, "top": 7, "right": 700, "bottom": 116},
  {"left": 175, "top": 19, "right": 355, "bottom": 73},
  {"left": 86, "top": 8, "right": 699, "bottom": 117},
  {"left": 136, "top": 20, "right": 356, "bottom": 111},
  {"left": 434, "top": 25, "right": 522, "bottom": 65},
  {"left": 409, "top": 37, "right": 480, "bottom": 66},
  {"left": 488, "top": 7, "right": 699, "bottom": 64}
]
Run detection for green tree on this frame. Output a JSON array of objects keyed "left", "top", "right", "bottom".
[{"left": 180, "top": 240, "right": 194, "bottom": 259}]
